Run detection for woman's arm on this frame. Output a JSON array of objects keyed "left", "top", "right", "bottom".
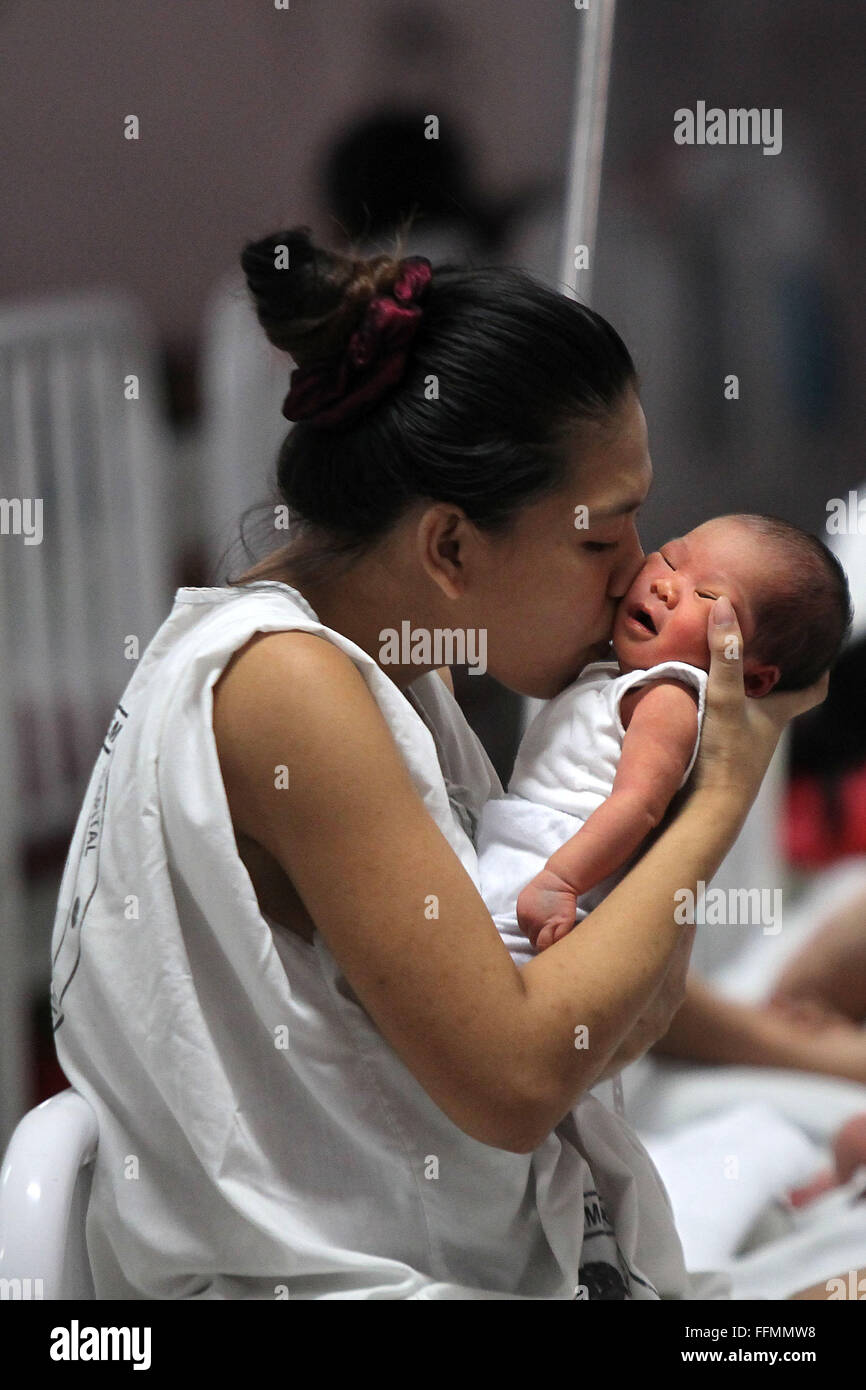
[
  {"left": 651, "top": 973, "right": 783, "bottom": 1063},
  {"left": 213, "top": 607, "right": 825, "bottom": 1154},
  {"left": 768, "top": 883, "right": 866, "bottom": 1021}
]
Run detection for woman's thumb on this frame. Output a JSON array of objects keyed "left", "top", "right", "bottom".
[{"left": 708, "top": 595, "right": 743, "bottom": 683}]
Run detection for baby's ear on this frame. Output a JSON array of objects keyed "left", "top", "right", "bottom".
[{"left": 744, "top": 662, "right": 781, "bottom": 698}]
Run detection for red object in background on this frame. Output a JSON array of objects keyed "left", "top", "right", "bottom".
[
  {"left": 34, "top": 1048, "right": 71, "bottom": 1106},
  {"left": 784, "top": 763, "right": 866, "bottom": 867},
  {"left": 30, "top": 999, "right": 71, "bottom": 1107}
]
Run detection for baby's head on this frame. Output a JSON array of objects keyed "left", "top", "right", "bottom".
[{"left": 612, "top": 514, "right": 853, "bottom": 695}]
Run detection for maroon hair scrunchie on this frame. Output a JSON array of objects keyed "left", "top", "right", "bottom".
[{"left": 281, "top": 256, "right": 433, "bottom": 429}]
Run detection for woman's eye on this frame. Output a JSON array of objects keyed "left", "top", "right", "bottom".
[{"left": 583, "top": 542, "right": 618, "bottom": 552}]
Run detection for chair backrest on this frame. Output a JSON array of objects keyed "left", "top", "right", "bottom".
[
  {"left": 0, "top": 1087, "right": 97, "bottom": 1300},
  {"left": 0, "top": 289, "right": 175, "bottom": 840}
]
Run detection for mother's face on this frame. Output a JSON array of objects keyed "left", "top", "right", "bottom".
[{"left": 476, "top": 390, "right": 652, "bottom": 699}]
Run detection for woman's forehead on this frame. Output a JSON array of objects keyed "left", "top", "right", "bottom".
[
  {"left": 576, "top": 454, "right": 654, "bottom": 517},
  {"left": 565, "top": 403, "right": 653, "bottom": 509}
]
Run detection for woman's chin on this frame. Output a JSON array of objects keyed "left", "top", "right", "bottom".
[
  {"left": 587, "top": 639, "right": 614, "bottom": 662},
  {"left": 553, "top": 645, "right": 612, "bottom": 694},
  {"left": 505, "top": 644, "right": 614, "bottom": 699}
]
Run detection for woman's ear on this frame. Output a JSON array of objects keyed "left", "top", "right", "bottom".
[
  {"left": 415, "top": 503, "right": 471, "bottom": 601},
  {"left": 744, "top": 661, "right": 782, "bottom": 698}
]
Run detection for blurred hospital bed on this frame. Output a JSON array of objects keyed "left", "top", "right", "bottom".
[{"left": 625, "top": 803, "right": 866, "bottom": 1298}]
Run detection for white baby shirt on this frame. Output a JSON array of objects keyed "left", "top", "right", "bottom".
[
  {"left": 477, "top": 658, "right": 709, "bottom": 965},
  {"left": 50, "top": 587, "right": 725, "bottom": 1300}
]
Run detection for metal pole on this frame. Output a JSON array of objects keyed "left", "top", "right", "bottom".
[
  {"left": 558, "top": 0, "right": 618, "bottom": 305},
  {"left": 559, "top": 1, "right": 625, "bottom": 1121},
  {"left": 521, "top": 2, "right": 620, "bottom": 740}
]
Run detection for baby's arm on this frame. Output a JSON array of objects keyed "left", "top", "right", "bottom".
[{"left": 517, "top": 679, "right": 700, "bottom": 951}]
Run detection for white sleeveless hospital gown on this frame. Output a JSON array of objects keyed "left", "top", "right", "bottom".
[{"left": 49, "top": 583, "right": 728, "bottom": 1299}]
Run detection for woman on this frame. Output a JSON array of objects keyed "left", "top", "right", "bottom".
[{"left": 50, "top": 227, "right": 843, "bottom": 1299}]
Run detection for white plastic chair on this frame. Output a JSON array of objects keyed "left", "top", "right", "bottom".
[{"left": 0, "top": 1087, "right": 97, "bottom": 1299}]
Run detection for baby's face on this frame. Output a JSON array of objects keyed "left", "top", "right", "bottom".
[{"left": 612, "top": 517, "right": 762, "bottom": 674}]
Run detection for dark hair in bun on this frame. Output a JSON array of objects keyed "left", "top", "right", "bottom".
[
  {"left": 240, "top": 225, "right": 409, "bottom": 369},
  {"left": 232, "top": 223, "right": 638, "bottom": 585}
]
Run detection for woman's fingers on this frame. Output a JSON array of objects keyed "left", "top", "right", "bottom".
[
  {"left": 690, "top": 599, "right": 752, "bottom": 798},
  {"left": 702, "top": 596, "right": 746, "bottom": 718},
  {"left": 707, "top": 594, "right": 745, "bottom": 693},
  {"left": 758, "top": 669, "right": 830, "bottom": 730},
  {"left": 694, "top": 595, "right": 830, "bottom": 804}
]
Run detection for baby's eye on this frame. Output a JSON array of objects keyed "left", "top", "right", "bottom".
[
  {"left": 661, "top": 552, "right": 675, "bottom": 569},
  {"left": 583, "top": 541, "right": 618, "bottom": 552},
  {"left": 697, "top": 591, "right": 717, "bottom": 600}
]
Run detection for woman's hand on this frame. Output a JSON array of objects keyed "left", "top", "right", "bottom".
[{"left": 691, "top": 596, "right": 829, "bottom": 806}]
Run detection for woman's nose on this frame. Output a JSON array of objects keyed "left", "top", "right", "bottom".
[{"left": 609, "top": 527, "right": 644, "bottom": 597}]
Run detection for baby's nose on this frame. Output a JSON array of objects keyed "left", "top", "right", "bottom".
[{"left": 651, "top": 577, "right": 676, "bottom": 605}]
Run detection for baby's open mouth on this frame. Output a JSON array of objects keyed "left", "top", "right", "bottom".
[{"left": 627, "top": 603, "right": 657, "bottom": 634}]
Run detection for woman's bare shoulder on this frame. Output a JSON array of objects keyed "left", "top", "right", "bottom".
[
  {"left": 216, "top": 626, "right": 358, "bottom": 696},
  {"left": 211, "top": 627, "right": 396, "bottom": 843},
  {"left": 214, "top": 622, "right": 372, "bottom": 736}
]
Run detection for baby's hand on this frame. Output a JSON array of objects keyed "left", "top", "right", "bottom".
[{"left": 517, "top": 868, "right": 580, "bottom": 952}]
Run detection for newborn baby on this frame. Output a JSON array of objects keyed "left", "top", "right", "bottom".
[{"left": 476, "top": 513, "right": 852, "bottom": 965}]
